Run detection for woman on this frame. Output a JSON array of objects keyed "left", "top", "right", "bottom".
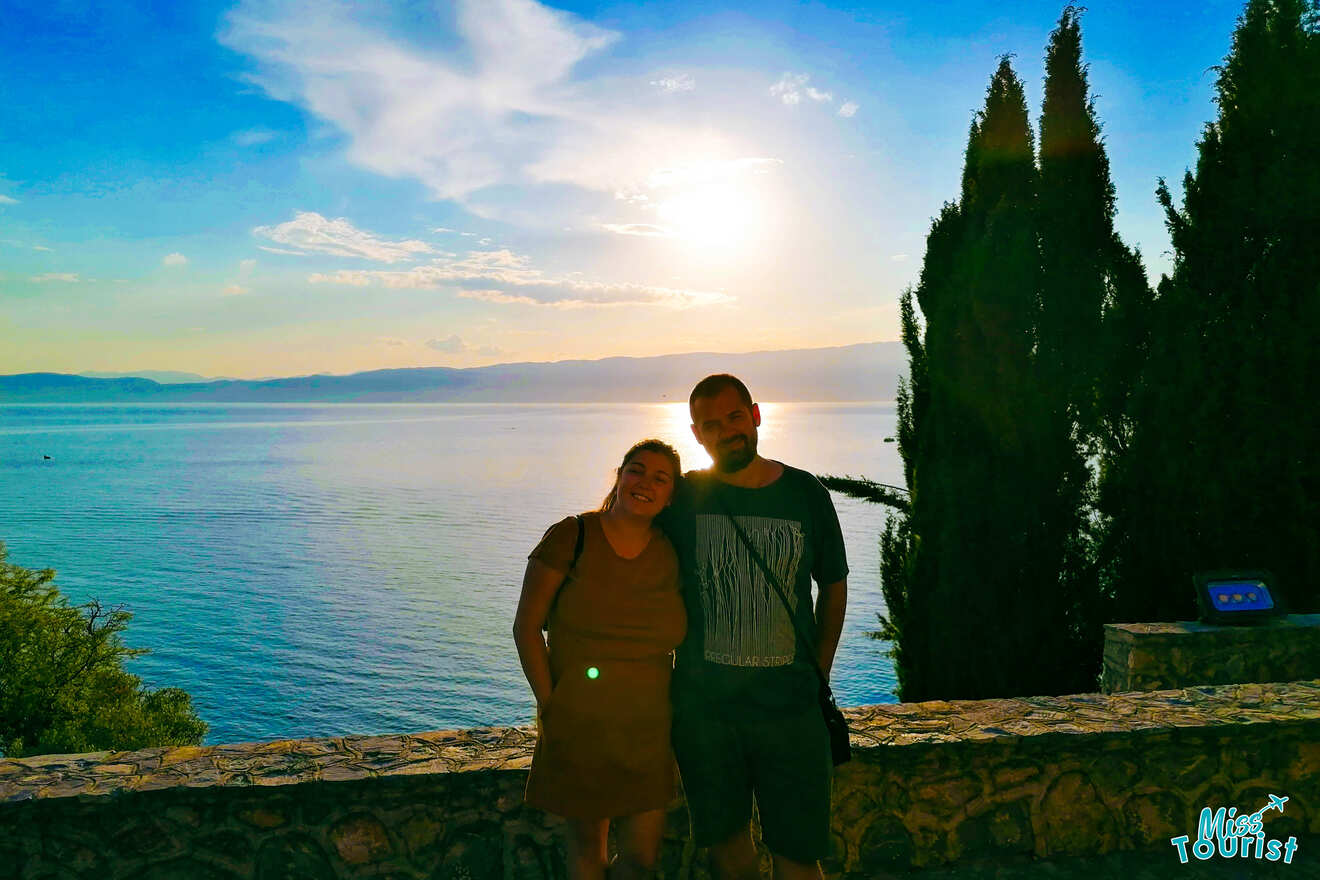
[{"left": 513, "top": 439, "right": 686, "bottom": 880}]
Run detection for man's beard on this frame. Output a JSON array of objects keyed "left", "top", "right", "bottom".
[{"left": 714, "top": 433, "right": 756, "bottom": 473}]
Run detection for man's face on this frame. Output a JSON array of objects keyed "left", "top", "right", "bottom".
[{"left": 690, "top": 386, "right": 760, "bottom": 473}]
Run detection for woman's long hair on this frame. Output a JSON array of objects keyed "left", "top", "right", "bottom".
[{"left": 599, "top": 438, "right": 682, "bottom": 512}]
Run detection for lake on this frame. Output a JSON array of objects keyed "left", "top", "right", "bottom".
[{"left": 0, "top": 402, "right": 902, "bottom": 745}]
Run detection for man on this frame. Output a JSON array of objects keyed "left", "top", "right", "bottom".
[{"left": 661, "top": 374, "right": 848, "bottom": 880}]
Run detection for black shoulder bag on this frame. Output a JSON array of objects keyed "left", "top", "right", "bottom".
[
  {"left": 542, "top": 514, "right": 585, "bottom": 632},
  {"left": 713, "top": 499, "right": 852, "bottom": 765}
]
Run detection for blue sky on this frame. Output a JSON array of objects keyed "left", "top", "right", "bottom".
[{"left": 1, "top": 0, "right": 1245, "bottom": 378}]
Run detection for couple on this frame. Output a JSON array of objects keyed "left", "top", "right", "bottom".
[{"left": 512, "top": 374, "right": 849, "bottom": 880}]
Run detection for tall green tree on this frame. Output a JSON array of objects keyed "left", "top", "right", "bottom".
[
  {"left": 1038, "top": 6, "right": 1151, "bottom": 439},
  {"left": 1102, "top": 0, "right": 1320, "bottom": 621},
  {"left": 1036, "top": 7, "right": 1152, "bottom": 685},
  {"left": 881, "top": 59, "right": 1060, "bottom": 700},
  {"left": 0, "top": 544, "right": 207, "bottom": 757}
]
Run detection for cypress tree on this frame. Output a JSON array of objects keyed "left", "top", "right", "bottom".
[
  {"left": 1036, "top": 7, "right": 1152, "bottom": 687},
  {"left": 1104, "top": 0, "right": 1320, "bottom": 620},
  {"left": 1040, "top": 6, "right": 1125, "bottom": 433},
  {"left": 876, "top": 287, "right": 922, "bottom": 695},
  {"left": 883, "top": 60, "right": 1053, "bottom": 700}
]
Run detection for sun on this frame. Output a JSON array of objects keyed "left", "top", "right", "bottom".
[{"left": 656, "top": 181, "right": 770, "bottom": 253}]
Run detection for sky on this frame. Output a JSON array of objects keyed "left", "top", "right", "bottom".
[{"left": 1, "top": 0, "right": 1247, "bottom": 379}]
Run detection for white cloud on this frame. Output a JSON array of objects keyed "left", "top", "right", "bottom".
[
  {"left": 233, "top": 128, "right": 278, "bottom": 146},
  {"left": 614, "top": 190, "right": 649, "bottom": 205},
  {"left": 601, "top": 223, "right": 672, "bottom": 237},
  {"left": 838, "top": 101, "right": 859, "bottom": 118},
  {"left": 219, "top": 0, "right": 773, "bottom": 219},
  {"left": 770, "top": 72, "right": 833, "bottom": 106},
  {"left": 426, "top": 334, "right": 504, "bottom": 356},
  {"left": 308, "top": 248, "right": 731, "bottom": 309},
  {"left": 221, "top": 0, "right": 619, "bottom": 201},
  {"left": 31, "top": 273, "right": 79, "bottom": 282},
  {"left": 0, "top": 195, "right": 17, "bottom": 205},
  {"left": 644, "top": 157, "right": 781, "bottom": 190},
  {"left": 163, "top": 253, "right": 189, "bottom": 267},
  {"left": 426, "top": 334, "right": 467, "bottom": 353},
  {"left": 314, "top": 271, "right": 370, "bottom": 286},
  {"left": 603, "top": 156, "right": 782, "bottom": 211},
  {"left": 229, "top": 260, "right": 257, "bottom": 295},
  {"left": 651, "top": 74, "right": 695, "bottom": 93},
  {"left": 252, "top": 212, "right": 433, "bottom": 262},
  {"left": 32, "top": 245, "right": 53, "bottom": 252},
  {"left": 890, "top": 254, "right": 909, "bottom": 262}
]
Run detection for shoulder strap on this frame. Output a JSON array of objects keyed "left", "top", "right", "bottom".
[
  {"left": 711, "top": 493, "right": 831, "bottom": 687},
  {"left": 543, "top": 515, "right": 586, "bottom": 633},
  {"left": 571, "top": 514, "right": 585, "bottom": 568}
]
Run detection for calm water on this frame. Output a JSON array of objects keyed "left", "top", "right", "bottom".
[{"left": 0, "top": 403, "right": 902, "bottom": 745}]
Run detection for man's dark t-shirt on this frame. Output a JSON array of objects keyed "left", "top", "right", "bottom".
[{"left": 659, "top": 465, "right": 848, "bottom": 720}]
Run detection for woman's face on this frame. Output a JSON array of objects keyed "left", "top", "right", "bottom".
[{"left": 613, "top": 449, "right": 676, "bottom": 518}]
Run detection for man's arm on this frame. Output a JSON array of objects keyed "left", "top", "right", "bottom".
[{"left": 813, "top": 577, "right": 848, "bottom": 680}]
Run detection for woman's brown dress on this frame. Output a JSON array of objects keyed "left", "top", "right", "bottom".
[{"left": 524, "top": 512, "right": 686, "bottom": 819}]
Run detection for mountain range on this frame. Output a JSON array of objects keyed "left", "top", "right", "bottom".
[{"left": 0, "top": 342, "right": 904, "bottom": 403}]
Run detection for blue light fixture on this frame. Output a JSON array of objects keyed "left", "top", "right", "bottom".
[{"left": 1193, "top": 569, "right": 1284, "bottom": 625}]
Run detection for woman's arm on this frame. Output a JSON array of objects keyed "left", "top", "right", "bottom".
[{"left": 512, "top": 558, "right": 568, "bottom": 709}]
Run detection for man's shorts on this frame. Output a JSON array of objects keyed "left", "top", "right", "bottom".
[{"left": 671, "top": 705, "right": 833, "bottom": 864}]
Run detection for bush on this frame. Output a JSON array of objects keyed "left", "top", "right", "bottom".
[{"left": 0, "top": 543, "right": 207, "bottom": 758}]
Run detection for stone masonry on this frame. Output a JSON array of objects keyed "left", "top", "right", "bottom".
[
  {"left": 1102, "top": 614, "right": 1320, "bottom": 693},
  {"left": 2, "top": 681, "right": 1319, "bottom": 878}
]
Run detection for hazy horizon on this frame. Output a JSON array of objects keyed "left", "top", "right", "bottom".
[
  {"left": 2, "top": 342, "right": 905, "bottom": 403},
  {"left": 51, "top": 340, "right": 897, "bottom": 383}
]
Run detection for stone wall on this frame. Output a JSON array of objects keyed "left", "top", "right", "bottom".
[
  {"left": 2, "top": 681, "right": 1319, "bottom": 879},
  {"left": 1102, "top": 614, "right": 1320, "bottom": 692}
]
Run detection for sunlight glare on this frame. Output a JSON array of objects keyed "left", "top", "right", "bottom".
[
  {"left": 662, "top": 402, "right": 709, "bottom": 469},
  {"left": 659, "top": 401, "right": 781, "bottom": 472},
  {"left": 656, "top": 180, "right": 772, "bottom": 254}
]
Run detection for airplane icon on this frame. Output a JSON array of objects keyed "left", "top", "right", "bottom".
[{"left": 1247, "top": 794, "right": 1289, "bottom": 823}]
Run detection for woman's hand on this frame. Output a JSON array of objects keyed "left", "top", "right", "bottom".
[{"left": 512, "top": 558, "right": 568, "bottom": 708}]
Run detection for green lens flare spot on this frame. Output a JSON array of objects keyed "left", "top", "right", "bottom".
[{"left": 586, "top": 667, "right": 599, "bottom": 680}]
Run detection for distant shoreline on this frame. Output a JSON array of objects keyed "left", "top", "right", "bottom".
[{"left": 0, "top": 342, "right": 907, "bottom": 405}]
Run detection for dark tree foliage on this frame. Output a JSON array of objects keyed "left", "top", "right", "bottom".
[
  {"left": 881, "top": 59, "right": 1068, "bottom": 701},
  {"left": 875, "top": 286, "right": 925, "bottom": 689},
  {"left": 1102, "top": 0, "right": 1320, "bottom": 622},
  {"left": 878, "top": 10, "right": 1160, "bottom": 699},
  {"left": 1040, "top": 7, "right": 1116, "bottom": 432},
  {"left": 863, "top": 0, "right": 1313, "bottom": 701},
  {"left": 1103, "top": 0, "right": 1320, "bottom": 622},
  {"left": 817, "top": 475, "right": 909, "bottom": 512},
  {"left": 1036, "top": 7, "right": 1153, "bottom": 687},
  {"left": 0, "top": 544, "right": 207, "bottom": 757}
]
